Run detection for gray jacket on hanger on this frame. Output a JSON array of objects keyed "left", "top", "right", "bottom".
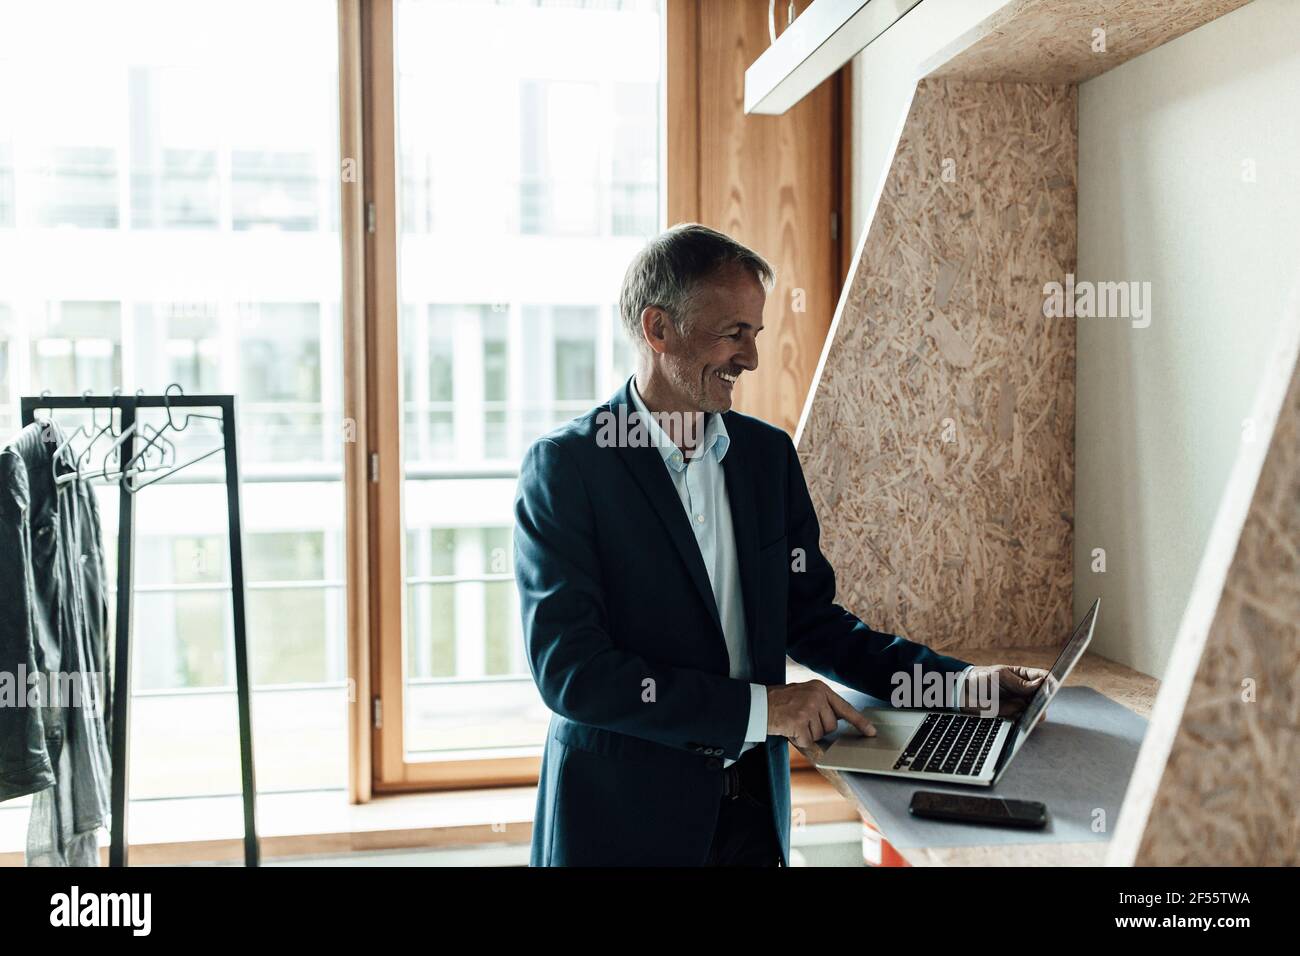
[{"left": 0, "top": 421, "right": 113, "bottom": 865}]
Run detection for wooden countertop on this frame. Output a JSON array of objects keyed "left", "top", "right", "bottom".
[{"left": 791, "top": 647, "right": 1160, "bottom": 866}]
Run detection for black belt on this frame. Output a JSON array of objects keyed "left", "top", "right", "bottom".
[{"left": 722, "top": 745, "right": 767, "bottom": 801}]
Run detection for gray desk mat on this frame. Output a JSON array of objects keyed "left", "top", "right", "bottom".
[{"left": 818, "top": 686, "right": 1147, "bottom": 848}]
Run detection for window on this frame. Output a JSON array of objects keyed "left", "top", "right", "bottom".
[
  {"left": 0, "top": 305, "right": 12, "bottom": 436},
  {"left": 401, "top": 305, "right": 456, "bottom": 462},
  {"left": 0, "top": 0, "right": 347, "bottom": 804},
  {"left": 38, "top": 146, "right": 119, "bottom": 228},
  {"left": 29, "top": 302, "right": 122, "bottom": 396},
  {"left": 231, "top": 151, "right": 319, "bottom": 232},
  {"left": 381, "top": 0, "right": 663, "bottom": 776},
  {"left": 1, "top": 0, "right": 668, "bottom": 805},
  {"left": 482, "top": 310, "right": 509, "bottom": 459},
  {"left": 128, "top": 67, "right": 221, "bottom": 230},
  {"left": 238, "top": 302, "right": 332, "bottom": 464},
  {"left": 133, "top": 303, "right": 222, "bottom": 395},
  {"left": 0, "top": 59, "right": 11, "bottom": 228},
  {"left": 611, "top": 82, "right": 659, "bottom": 237},
  {"left": 0, "top": 142, "right": 14, "bottom": 228},
  {"left": 553, "top": 306, "right": 598, "bottom": 402},
  {"left": 519, "top": 80, "right": 602, "bottom": 236}
]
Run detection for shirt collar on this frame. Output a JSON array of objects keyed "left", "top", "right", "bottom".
[{"left": 628, "top": 376, "right": 730, "bottom": 473}]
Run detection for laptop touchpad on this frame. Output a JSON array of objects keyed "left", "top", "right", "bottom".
[{"left": 834, "top": 712, "right": 921, "bottom": 750}]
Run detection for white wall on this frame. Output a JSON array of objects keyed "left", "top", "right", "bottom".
[
  {"left": 1074, "top": 0, "right": 1300, "bottom": 676},
  {"left": 848, "top": 0, "right": 1009, "bottom": 242}
]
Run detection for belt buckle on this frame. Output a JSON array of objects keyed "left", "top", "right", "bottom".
[{"left": 724, "top": 764, "right": 741, "bottom": 800}]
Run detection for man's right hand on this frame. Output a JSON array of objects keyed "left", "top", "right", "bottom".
[{"left": 766, "top": 680, "right": 876, "bottom": 750}]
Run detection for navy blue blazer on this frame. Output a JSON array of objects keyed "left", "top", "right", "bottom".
[{"left": 514, "top": 376, "right": 971, "bottom": 866}]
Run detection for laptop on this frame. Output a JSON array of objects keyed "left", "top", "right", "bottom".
[{"left": 814, "top": 598, "right": 1099, "bottom": 787}]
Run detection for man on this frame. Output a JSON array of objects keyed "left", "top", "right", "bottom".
[{"left": 514, "top": 223, "right": 1048, "bottom": 866}]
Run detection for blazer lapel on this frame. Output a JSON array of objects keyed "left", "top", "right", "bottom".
[
  {"left": 606, "top": 378, "right": 724, "bottom": 641},
  {"left": 720, "top": 416, "right": 760, "bottom": 681}
]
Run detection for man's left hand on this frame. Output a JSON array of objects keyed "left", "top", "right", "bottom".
[{"left": 960, "top": 665, "right": 1050, "bottom": 723}]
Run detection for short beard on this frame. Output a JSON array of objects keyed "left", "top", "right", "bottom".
[{"left": 665, "top": 355, "right": 727, "bottom": 414}]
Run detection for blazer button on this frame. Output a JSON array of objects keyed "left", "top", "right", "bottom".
[{"left": 705, "top": 757, "right": 722, "bottom": 770}]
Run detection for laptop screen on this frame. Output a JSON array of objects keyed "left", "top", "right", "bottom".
[{"left": 996, "top": 598, "right": 1100, "bottom": 775}]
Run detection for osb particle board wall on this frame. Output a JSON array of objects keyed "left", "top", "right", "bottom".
[
  {"left": 1109, "top": 305, "right": 1300, "bottom": 866},
  {"left": 798, "top": 77, "right": 1077, "bottom": 652},
  {"left": 797, "top": 0, "right": 1261, "bottom": 653}
]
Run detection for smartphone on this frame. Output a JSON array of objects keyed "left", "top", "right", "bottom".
[{"left": 908, "top": 790, "right": 1047, "bottom": 829}]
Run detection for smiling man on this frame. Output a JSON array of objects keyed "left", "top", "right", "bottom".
[{"left": 514, "top": 223, "right": 1047, "bottom": 866}]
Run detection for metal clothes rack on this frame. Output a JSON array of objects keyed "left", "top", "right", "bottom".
[{"left": 20, "top": 388, "right": 258, "bottom": 867}]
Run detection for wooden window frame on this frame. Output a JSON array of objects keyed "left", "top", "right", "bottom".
[{"left": 352, "top": 0, "right": 541, "bottom": 794}]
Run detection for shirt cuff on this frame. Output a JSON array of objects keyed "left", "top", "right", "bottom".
[
  {"left": 745, "top": 683, "right": 768, "bottom": 743},
  {"left": 954, "top": 665, "right": 974, "bottom": 711}
]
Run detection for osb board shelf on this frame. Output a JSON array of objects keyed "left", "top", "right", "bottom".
[
  {"left": 796, "top": 0, "right": 1291, "bottom": 866},
  {"left": 795, "top": 646, "right": 1158, "bottom": 866},
  {"left": 924, "top": 0, "right": 1254, "bottom": 85}
]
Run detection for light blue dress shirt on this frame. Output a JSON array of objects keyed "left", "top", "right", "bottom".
[{"left": 629, "top": 378, "right": 768, "bottom": 767}]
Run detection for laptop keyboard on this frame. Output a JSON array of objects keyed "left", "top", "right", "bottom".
[{"left": 892, "top": 712, "right": 1000, "bottom": 776}]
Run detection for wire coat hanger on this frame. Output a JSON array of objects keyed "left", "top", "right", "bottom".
[
  {"left": 46, "top": 384, "right": 225, "bottom": 490},
  {"left": 118, "top": 384, "right": 223, "bottom": 486},
  {"left": 75, "top": 392, "right": 118, "bottom": 477}
]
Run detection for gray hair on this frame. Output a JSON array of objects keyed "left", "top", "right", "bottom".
[{"left": 618, "top": 222, "right": 775, "bottom": 352}]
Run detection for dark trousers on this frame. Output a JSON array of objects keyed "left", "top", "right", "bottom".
[{"left": 704, "top": 744, "right": 782, "bottom": 866}]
